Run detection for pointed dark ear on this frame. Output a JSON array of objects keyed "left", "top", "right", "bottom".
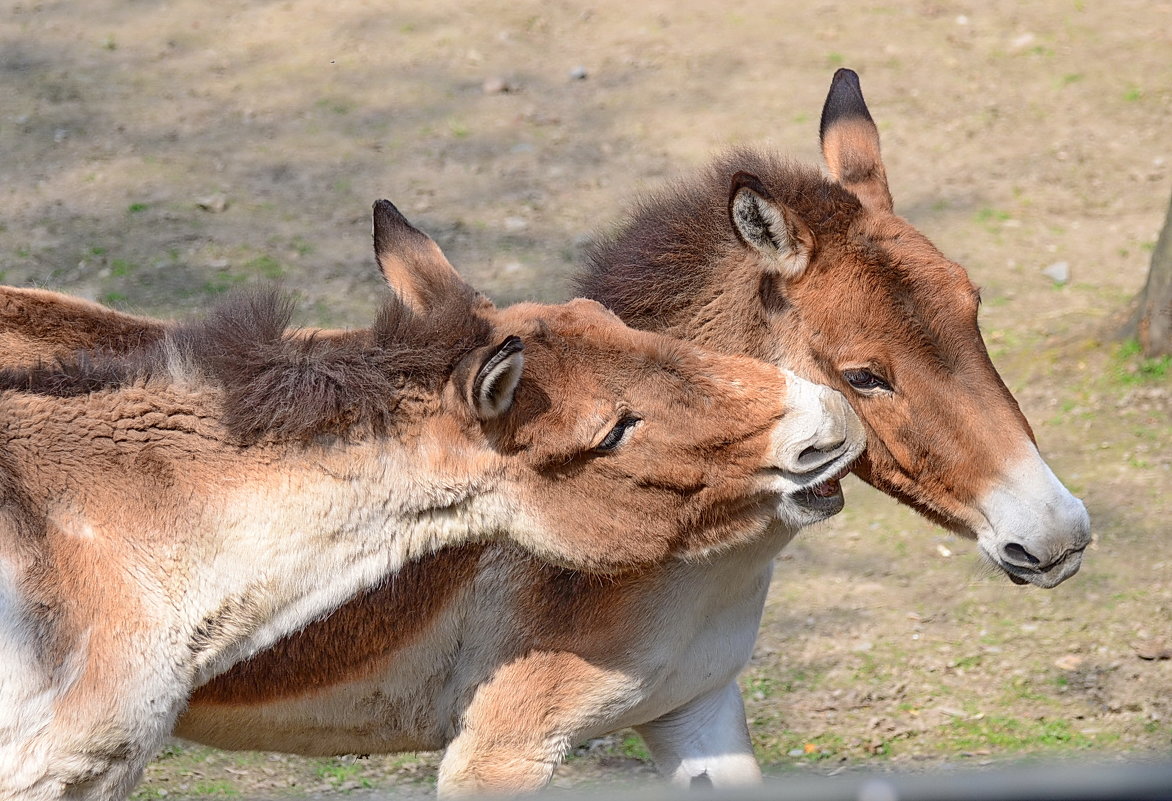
[
  {"left": 469, "top": 335, "right": 524, "bottom": 420},
  {"left": 727, "top": 171, "right": 813, "bottom": 280},
  {"left": 819, "top": 68, "right": 894, "bottom": 213},
  {"left": 373, "top": 199, "right": 474, "bottom": 312}
]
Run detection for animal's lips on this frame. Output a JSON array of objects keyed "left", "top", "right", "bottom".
[{"left": 810, "top": 465, "right": 852, "bottom": 498}]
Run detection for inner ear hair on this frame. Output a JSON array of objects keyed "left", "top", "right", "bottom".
[
  {"left": 727, "top": 172, "right": 812, "bottom": 280},
  {"left": 732, "top": 186, "right": 788, "bottom": 253},
  {"left": 472, "top": 335, "right": 524, "bottom": 419}
]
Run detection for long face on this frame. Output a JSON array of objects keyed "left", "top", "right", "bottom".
[
  {"left": 580, "top": 70, "right": 1090, "bottom": 587},
  {"left": 774, "top": 215, "right": 1089, "bottom": 587},
  {"left": 762, "top": 74, "right": 1090, "bottom": 586},
  {"left": 779, "top": 71, "right": 1089, "bottom": 588},
  {"left": 470, "top": 299, "right": 865, "bottom": 570}
]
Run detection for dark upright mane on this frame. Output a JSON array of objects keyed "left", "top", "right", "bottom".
[
  {"left": 0, "top": 287, "right": 492, "bottom": 443},
  {"left": 576, "top": 148, "right": 862, "bottom": 326}
]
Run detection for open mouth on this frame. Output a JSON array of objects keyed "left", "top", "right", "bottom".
[{"left": 794, "top": 465, "right": 852, "bottom": 517}]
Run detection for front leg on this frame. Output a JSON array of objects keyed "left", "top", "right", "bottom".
[
  {"left": 634, "top": 681, "right": 762, "bottom": 788},
  {"left": 437, "top": 651, "right": 627, "bottom": 797}
]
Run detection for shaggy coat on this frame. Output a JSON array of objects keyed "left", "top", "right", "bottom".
[
  {"left": 0, "top": 201, "right": 861, "bottom": 799},
  {"left": 1, "top": 70, "right": 1086, "bottom": 796}
]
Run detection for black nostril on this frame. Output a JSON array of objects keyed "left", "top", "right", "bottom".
[
  {"left": 798, "top": 440, "right": 844, "bottom": 466},
  {"left": 799, "top": 444, "right": 824, "bottom": 462},
  {"left": 1002, "top": 542, "right": 1042, "bottom": 568}
]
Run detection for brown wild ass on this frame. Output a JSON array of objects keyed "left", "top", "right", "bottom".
[
  {"left": 581, "top": 70, "right": 1090, "bottom": 591},
  {"left": 1, "top": 70, "right": 1090, "bottom": 795},
  {"left": 0, "top": 201, "right": 864, "bottom": 800}
]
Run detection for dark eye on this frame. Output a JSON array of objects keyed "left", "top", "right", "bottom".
[
  {"left": 843, "top": 369, "right": 892, "bottom": 393},
  {"left": 595, "top": 416, "right": 641, "bottom": 453}
]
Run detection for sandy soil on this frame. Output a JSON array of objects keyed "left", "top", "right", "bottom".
[{"left": 2, "top": 1, "right": 1170, "bottom": 797}]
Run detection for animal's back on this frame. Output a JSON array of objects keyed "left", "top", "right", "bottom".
[{"left": 0, "top": 286, "right": 166, "bottom": 370}]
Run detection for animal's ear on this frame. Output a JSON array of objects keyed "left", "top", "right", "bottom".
[
  {"left": 373, "top": 199, "right": 474, "bottom": 312},
  {"left": 469, "top": 335, "right": 524, "bottom": 420},
  {"left": 819, "top": 68, "right": 894, "bottom": 214},
  {"left": 728, "top": 171, "right": 813, "bottom": 280}
]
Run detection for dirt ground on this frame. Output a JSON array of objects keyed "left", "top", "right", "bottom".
[{"left": 2, "top": 0, "right": 1170, "bottom": 797}]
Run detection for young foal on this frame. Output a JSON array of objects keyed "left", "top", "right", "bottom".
[
  {"left": 1, "top": 71, "right": 1090, "bottom": 795},
  {"left": 0, "top": 202, "right": 862, "bottom": 799}
]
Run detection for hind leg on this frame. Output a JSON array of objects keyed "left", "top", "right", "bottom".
[{"left": 634, "top": 681, "right": 762, "bottom": 788}]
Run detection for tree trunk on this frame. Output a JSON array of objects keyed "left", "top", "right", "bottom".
[{"left": 1125, "top": 189, "right": 1172, "bottom": 357}]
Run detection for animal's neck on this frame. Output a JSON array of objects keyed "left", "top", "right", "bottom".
[
  {"left": 1, "top": 387, "right": 510, "bottom": 685},
  {"left": 174, "top": 439, "right": 508, "bottom": 684}
]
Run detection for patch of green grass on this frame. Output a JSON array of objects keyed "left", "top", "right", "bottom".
[
  {"left": 953, "top": 654, "right": 983, "bottom": 670},
  {"left": 188, "top": 780, "right": 238, "bottom": 797},
  {"left": 315, "top": 760, "right": 373, "bottom": 788},
  {"left": 826, "top": 52, "right": 844, "bottom": 68},
  {"left": 202, "top": 270, "right": 248, "bottom": 296},
  {"left": 745, "top": 673, "right": 779, "bottom": 699},
  {"left": 242, "top": 254, "right": 284, "bottom": 280},
  {"left": 975, "top": 207, "right": 1012, "bottom": 229},
  {"left": 1123, "top": 85, "right": 1143, "bottom": 102},
  {"left": 1113, "top": 338, "right": 1171, "bottom": 385},
  {"left": 852, "top": 652, "right": 893, "bottom": 683},
  {"left": 938, "top": 715, "right": 1106, "bottom": 752},
  {"left": 127, "top": 202, "right": 149, "bottom": 213},
  {"left": 1003, "top": 677, "right": 1050, "bottom": 704},
  {"left": 566, "top": 731, "right": 651, "bottom": 764},
  {"left": 154, "top": 743, "right": 186, "bottom": 760},
  {"left": 617, "top": 732, "right": 651, "bottom": 761},
  {"left": 101, "top": 291, "right": 128, "bottom": 306},
  {"left": 448, "top": 119, "right": 471, "bottom": 138},
  {"left": 1060, "top": 73, "right": 1084, "bottom": 86},
  {"left": 110, "top": 258, "right": 135, "bottom": 277}
]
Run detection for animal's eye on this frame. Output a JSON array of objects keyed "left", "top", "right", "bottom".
[
  {"left": 594, "top": 416, "right": 641, "bottom": 453},
  {"left": 843, "top": 369, "right": 892, "bottom": 393}
]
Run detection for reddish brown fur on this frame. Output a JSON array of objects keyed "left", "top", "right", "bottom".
[
  {"left": 196, "top": 545, "right": 488, "bottom": 704},
  {"left": 1, "top": 288, "right": 491, "bottom": 444},
  {"left": 0, "top": 71, "right": 1087, "bottom": 797},
  {"left": 0, "top": 282, "right": 811, "bottom": 576},
  {"left": 578, "top": 148, "right": 1030, "bottom": 537},
  {"left": 0, "top": 288, "right": 165, "bottom": 369}
]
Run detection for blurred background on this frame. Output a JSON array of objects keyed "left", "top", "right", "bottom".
[{"left": 2, "top": 1, "right": 1169, "bottom": 797}]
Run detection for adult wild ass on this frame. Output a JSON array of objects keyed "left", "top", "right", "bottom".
[
  {"left": 580, "top": 70, "right": 1090, "bottom": 590},
  {"left": 2, "top": 71, "right": 1090, "bottom": 795},
  {"left": 0, "top": 201, "right": 864, "bottom": 800}
]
